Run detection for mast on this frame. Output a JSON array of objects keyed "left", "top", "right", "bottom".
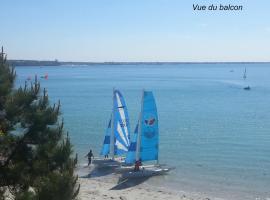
[
  {"left": 136, "top": 89, "right": 144, "bottom": 161},
  {"left": 157, "top": 137, "right": 159, "bottom": 165},
  {"left": 243, "top": 67, "right": 247, "bottom": 80},
  {"left": 155, "top": 93, "right": 159, "bottom": 166},
  {"left": 110, "top": 88, "right": 115, "bottom": 160}
]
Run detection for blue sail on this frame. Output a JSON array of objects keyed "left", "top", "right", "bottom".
[
  {"left": 125, "top": 123, "right": 139, "bottom": 164},
  {"left": 125, "top": 91, "right": 159, "bottom": 164},
  {"left": 139, "top": 91, "right": 159, "bottom": 162},
  {"left": 100, "top": 116, "right": 112, "bottom": 156},
  {"left": 113, "top": 90, "right": 130, "bottom": 155}
]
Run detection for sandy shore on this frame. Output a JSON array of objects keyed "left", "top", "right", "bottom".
[{"left": 77, "top": 166, "right": 222, "bottom": 200}]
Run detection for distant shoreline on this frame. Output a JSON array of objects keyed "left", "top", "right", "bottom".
[{"left": 8, "top": 60, "right": 270, "bottom": 66}]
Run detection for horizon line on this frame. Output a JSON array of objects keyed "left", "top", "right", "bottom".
[{"left": 8, "top": 59, "right": 270, "bottom": 64}]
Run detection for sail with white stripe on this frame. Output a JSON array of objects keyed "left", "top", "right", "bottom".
[{"left": 113, "top": 90, "right": 130, "bottom": 155}]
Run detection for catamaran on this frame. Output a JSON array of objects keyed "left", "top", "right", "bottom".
[
  {"left": 243, "top": 67, "right": 251, "bottom": 90},
  {"left": 120, "top": 91, "right": 169, "bottom": 178},
  {"left": 93, "top": 89, "right": 130, "bottom": 168}
]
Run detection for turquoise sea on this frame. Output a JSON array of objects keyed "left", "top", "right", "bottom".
[{"left": 15, "top": 64, "right": 270, "bottom": 200}]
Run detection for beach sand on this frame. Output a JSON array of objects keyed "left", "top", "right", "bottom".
[{"left": 77, "top": 166, "right": 223, "bottom": 200}]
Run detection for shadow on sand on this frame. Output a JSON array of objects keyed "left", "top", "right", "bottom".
[
  {"left": 110, "top": 177, "right": 150, "bottom": 190},
  {"left": 78, "top": 165, "right": 117, "bottom": 178}
]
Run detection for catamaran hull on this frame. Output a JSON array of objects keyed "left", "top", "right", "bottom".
[
  {"left": 115, "top": 164, "right": 166, "bottom": 173},
  {"left": 93, "top": 157, "right": 124, "bottom": 168},
  {"left": 122, "top": 167, "right": 170, "bottom": 179}
]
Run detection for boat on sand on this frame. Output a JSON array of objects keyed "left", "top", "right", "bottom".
[
  {"left": 120, "top": 90, "right": 170, "bottom": 178},
  {"left": 93, "top": 89, "right": 130, "bottom": 168}
]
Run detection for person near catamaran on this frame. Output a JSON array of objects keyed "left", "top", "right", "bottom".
[
  {"left": 85, "top": 149, "right": 94, "bottom": 166},
  {"left": 134, "top": 159, "right": 142, "bottom": 171}
]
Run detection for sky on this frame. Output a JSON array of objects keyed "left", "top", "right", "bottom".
[{"left": 0, "top": 0, "right": 270, "bottom": 62}]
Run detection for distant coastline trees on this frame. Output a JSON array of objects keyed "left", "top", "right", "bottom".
[
  {"left": 9, "top": 60, "right": 60, "bottom": 67},
  {"left": 0, "top": 47, "right": 79, "bottom": 200}
]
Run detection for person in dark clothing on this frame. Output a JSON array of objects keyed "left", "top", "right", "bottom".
[
  {"left": 85, "top": 149, "right": 94, "bottom": 166},
  {"left": 134, "top": 159, "right": 142, "bottom": 171}
]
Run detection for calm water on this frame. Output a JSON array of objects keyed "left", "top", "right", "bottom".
[{"left": 15, "top": 64, "right": 270, "bottom": 199}]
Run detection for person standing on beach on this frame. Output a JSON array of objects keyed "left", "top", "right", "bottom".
[{"left": 85, "top": 149, "right": 94, "bottom": 166}]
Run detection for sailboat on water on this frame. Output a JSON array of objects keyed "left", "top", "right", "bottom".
[
  {"left": 121, "top": 90, "right": 169, "bottom": 178},
  {"left": 243, "top": 67, "right": 251, "bottom": 90},
  {"left": 93, "top": 89, "right": 130, "bottom": 168}
]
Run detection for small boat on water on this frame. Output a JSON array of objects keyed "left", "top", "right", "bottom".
[
  {"left": 243, "top": 68, "right": 251, "bottom": 90},
  {"left": 40, "top": 73, "right": 48, "bottom": 80},
  {"left": 243, "top": 86, "right": 251, "bottom": 90},
  {"left": 93, "top": 89, "right": 131, "bottom": 168},
  {"left": 120, "top": 90, "right": 170, "bottom": 178}
]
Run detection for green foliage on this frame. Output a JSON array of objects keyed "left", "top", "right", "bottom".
[
  {"left": 0, "top": 47, "right": 79, "bottom": 199},
  {"left": 14, "top": 190, "right": 36, "bottom": 200},
  {"left": 0, "top": 47, "right": 16, "bottom": 136}
]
